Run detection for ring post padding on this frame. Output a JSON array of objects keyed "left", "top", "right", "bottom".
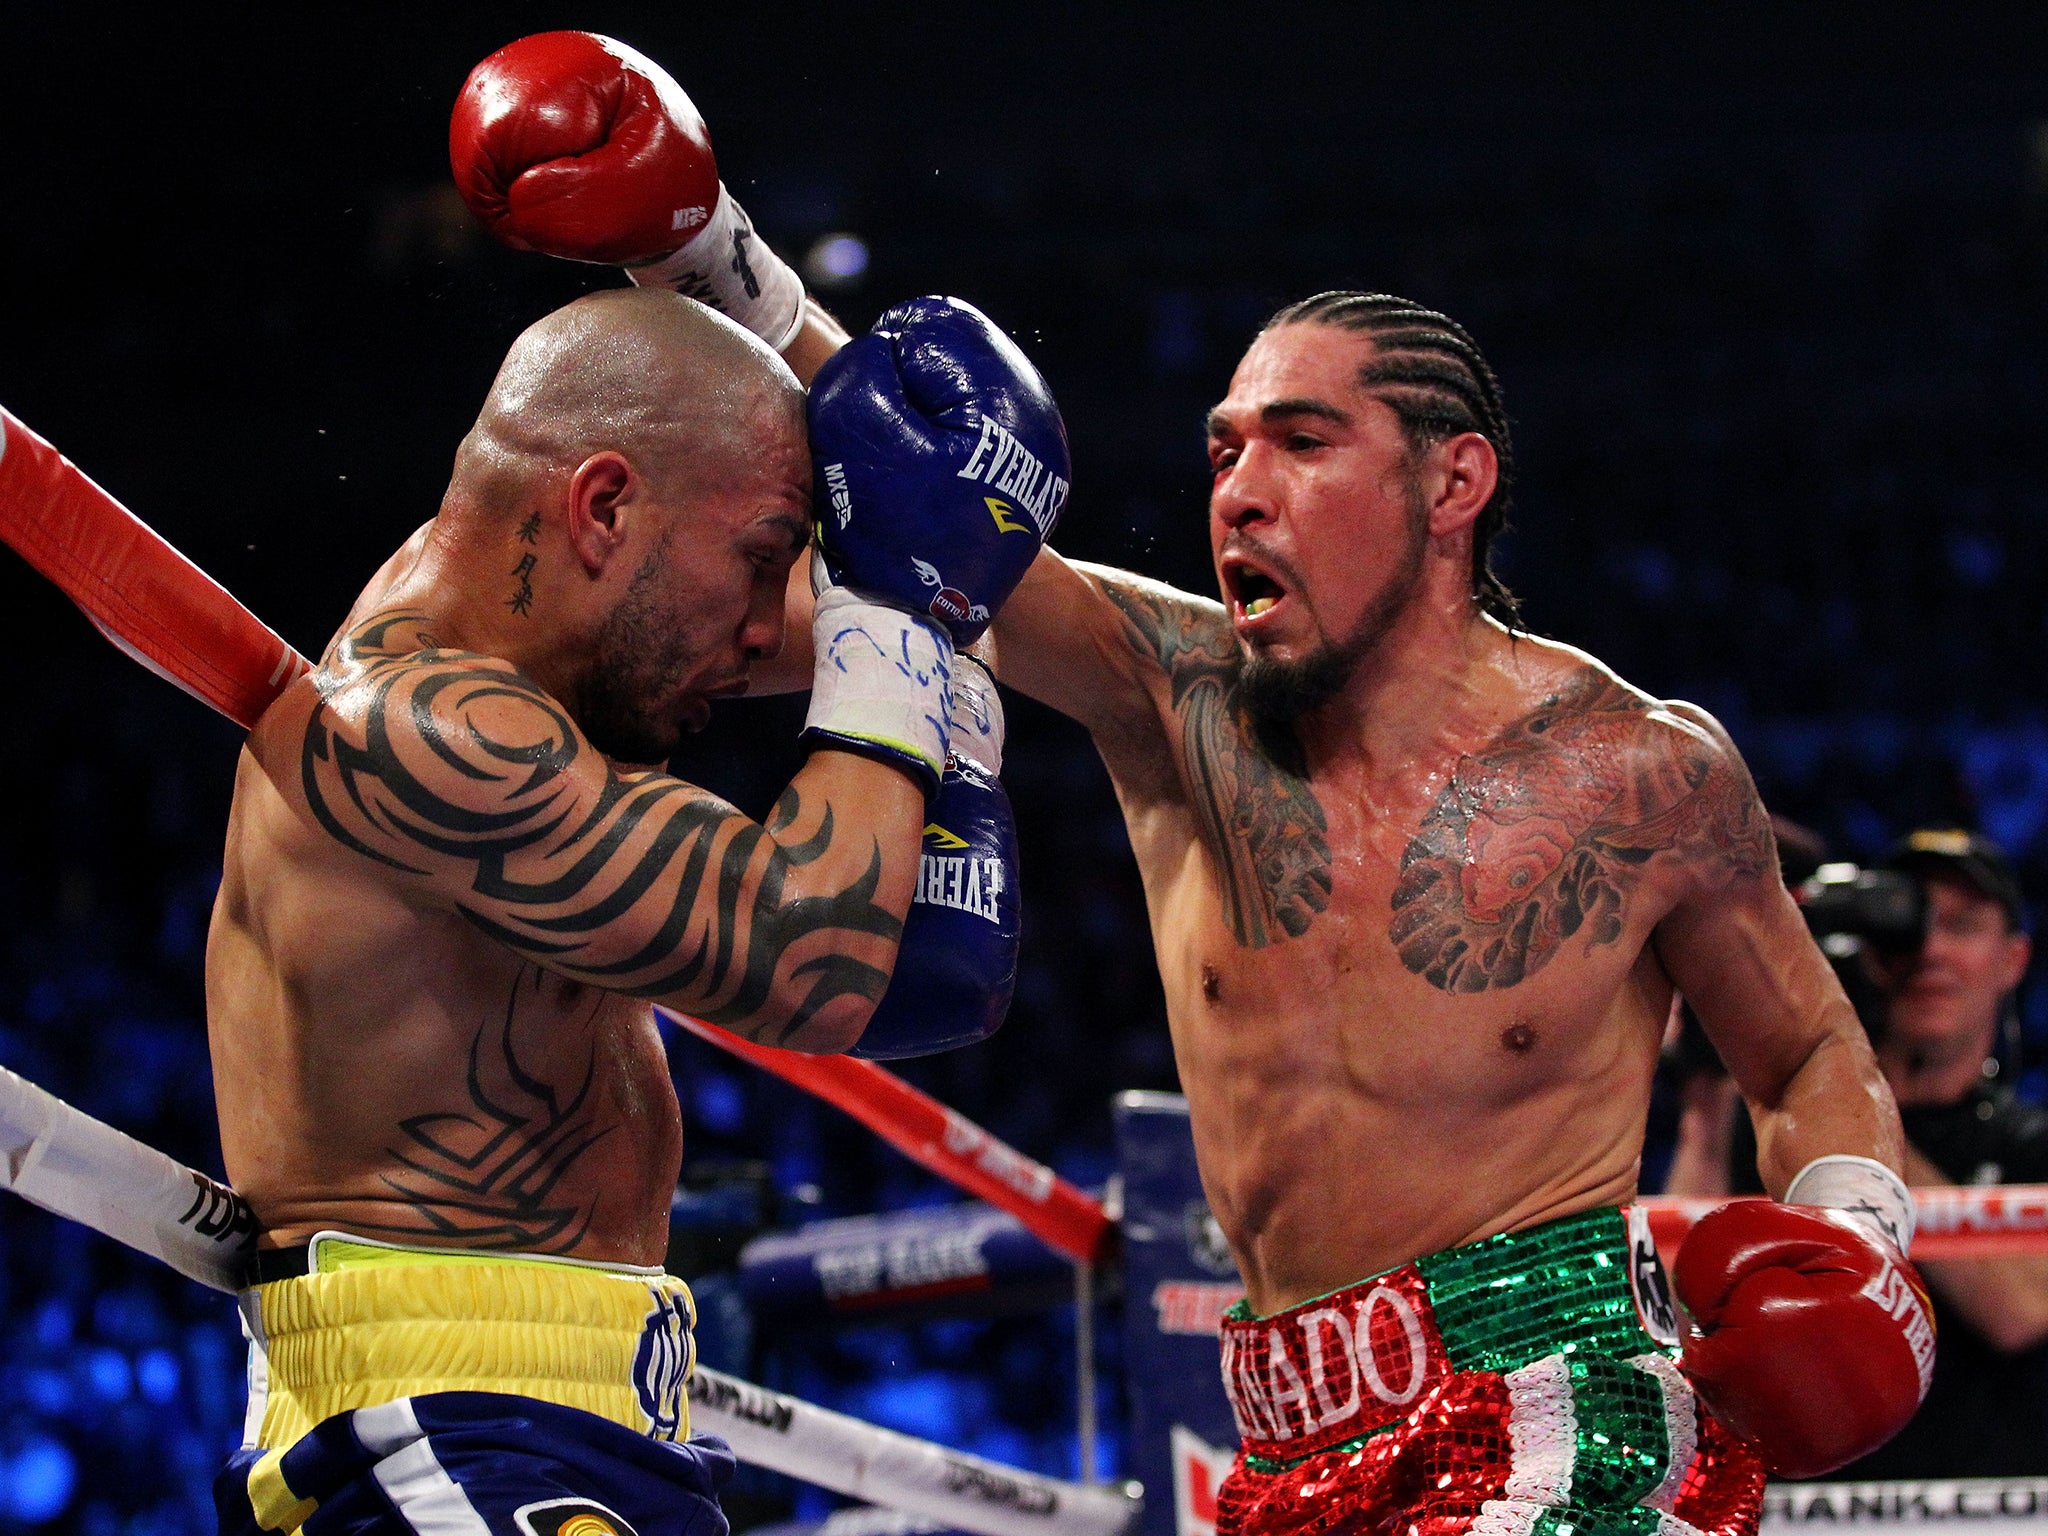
[
  {"left": 0, "top": 406, "right": 310, "bottom": 728},
  {"left": 659, "top": 1008, "right": 1113, "bottom": 1264},
  {"left": 689, "top": 1366, "right": 1138, "bottom": 1536}
]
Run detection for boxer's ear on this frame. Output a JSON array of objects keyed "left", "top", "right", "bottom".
[
  {"left": 565, "top": 451, "right": 635, "bottom": 575},
  {"left": 1423, "top": 432, "right": 1498, "bottom": 539}
]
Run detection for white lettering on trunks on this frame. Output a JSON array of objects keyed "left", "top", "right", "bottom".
[
  {"left": 1220, "top": 1328, "right": 1281, "bottom": 1441},
  {"left": 1220, "top": 1281, "right": 1433, "bottom": 1444},
  {"left": 1265, "top": 1327, "right": 1315, "bottom": 1437},
  {"left": 1354, "top": 1284, "right": 1428, "bottom": 1407},
  {"left": 1300, "top": 1306, "right": 1362, "bottom": 1427}
]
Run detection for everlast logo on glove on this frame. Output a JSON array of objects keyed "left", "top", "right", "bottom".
[
  {"left": 807, "top": 295, "right": 1070, "bottom": 649},
  {"left": 917, "top": 845, "right": 1006, "bottom": 923},
  {"left": 955, "top": 418, "right": 1069, "bottom": 537},
  {"left": 1864, "top": 1255, "right": 1937, "bottom": 1394}
]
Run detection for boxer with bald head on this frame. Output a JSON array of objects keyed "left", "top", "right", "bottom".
[
  {"left": 202, "top": 283, "right": 1053, "bottom": 1535},
  {"left": 214, "top": 289, "right": 878, "bottom": 1266}
]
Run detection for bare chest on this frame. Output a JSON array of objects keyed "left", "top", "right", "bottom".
[{"left": 1135, "top": 678, "right": 1715, "bottom": 1086}]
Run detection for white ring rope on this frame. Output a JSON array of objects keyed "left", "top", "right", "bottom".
[
  {"left": 689, "top": 1367, "right": 1134, "bottom": 1536},
  {"left": 0, "top": 1063, "right": 1136, "bottom": 1536}
]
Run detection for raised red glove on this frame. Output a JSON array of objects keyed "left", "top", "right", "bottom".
[
  {"left": 449, "top": 30, "right": 720, "bottom": 265},
  {"left": 449, "top": 31, "right": 805, "bottom": 348},
  {"left": 1675, "top": 1200, "right": 1935, "bottom": 1479}
]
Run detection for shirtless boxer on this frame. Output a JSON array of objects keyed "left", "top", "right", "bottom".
[
  {"left": 202, "top": 257, "right": 1061, "bottom": 1526},
  {"left": 466, "top": 34, "right": 1931, "bottom": 1536}
]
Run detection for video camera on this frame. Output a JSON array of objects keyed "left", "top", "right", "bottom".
[
  {"left": 1793, "top": 862, "right": 1929, "bottom": 1042},
  {"left": 1795, "top": 862, "right": 1928, "bottom": 960}
]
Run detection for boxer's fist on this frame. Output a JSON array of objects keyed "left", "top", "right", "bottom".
[
  {"left": 451, "top": 32, "right": 806, "bottom": 347},
  {"left": 810, "top": 298, "right": 1069, "bottom": 646},
  {"left": 1675, "top": 1201, "right": 1935, "bottom": 1479},
  {"left": 853, "top": 658, "right": 1018, "bottom": 1058},
  {"left": 450, "top": 31, "right": 717, "bottom": 266}
]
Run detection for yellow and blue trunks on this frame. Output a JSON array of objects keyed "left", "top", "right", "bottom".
[{"left": 219, "top": 1233, "right": 728, "bottom": 1536}]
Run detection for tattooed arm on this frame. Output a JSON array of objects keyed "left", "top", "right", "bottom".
[
  {"left": 289, "top": 611, "right": 924, "bottom": 1052},
  {"left": 1649, "top": 703, "right": 1904, "bottom": 1194},
  {"left": 997, "top": 551, "right": 1332, "bottom": 947}
]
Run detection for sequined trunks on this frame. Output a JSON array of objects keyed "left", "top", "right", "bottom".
[{"left": 1214, "top": 1207, "right": 1765, "bottom": 1536}]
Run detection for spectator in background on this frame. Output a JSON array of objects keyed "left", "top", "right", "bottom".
[{"left": 1667, "top": 828, "right": 2044, "bottom": 1477}]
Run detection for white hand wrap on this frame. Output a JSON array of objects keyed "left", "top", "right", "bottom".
[
  {"left": 626, "top": 182, "right": 805, "bottom": 351},
  {"left": 805, "top": 585, "right": 953, "bottom": 790},
  {"left": 1786, "top": 1153, "right": 1916, "bottom": 1254},
  {"left": 947, "top": 656, "right": 1004, "bottom": 777}
]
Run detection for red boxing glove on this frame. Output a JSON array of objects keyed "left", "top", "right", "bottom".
[
  {"left": 1675, "top": 1201, "right": 1935, "bottom": 1479},
  {"left": 450, "top": 30, "right": 718, "bottom": 265},
  {"left": 450, "top": 31, "right": 806, "bottom": 349}
]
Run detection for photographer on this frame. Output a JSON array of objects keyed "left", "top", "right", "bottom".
[{"left": 1666, "top": 828, "right": 2043, "bottom": 1477}]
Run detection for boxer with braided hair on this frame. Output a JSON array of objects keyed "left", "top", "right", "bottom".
[
  {"left": 456, "top": 31, "right": 1932, "bottom": 1525},
  {"left": 1263, "top": 291, "right": 1520, "bottom": 628},
  {"left": 754, "top": 284, "right": 1928, "bottom": 1528}
]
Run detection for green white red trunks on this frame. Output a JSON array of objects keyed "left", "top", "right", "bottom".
[{"left": 1215, "top": 1206, "right": 1765, "bottom": 1536}]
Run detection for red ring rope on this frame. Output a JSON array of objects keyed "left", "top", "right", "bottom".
[
  {"left": 0, "top": 408, "right": 309, "bottom": 727},
  {"left": 5, "top": 403, "right": 2038, "bottom": 1272}
]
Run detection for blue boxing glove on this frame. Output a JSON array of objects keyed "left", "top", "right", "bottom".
[
  {"left": 810, "top": 297, "right": 1070, "bottom": 646},
  {"left": 852, "top": 657, "right": 1019, "bottom": 1058}
]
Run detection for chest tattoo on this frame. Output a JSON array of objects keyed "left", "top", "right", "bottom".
[
  {"left": 1389, "top": 674, "right": 1769, "bottom": 993},
  {"left": 1106, "top": 582, "right": 1332, "bottom": 948}
]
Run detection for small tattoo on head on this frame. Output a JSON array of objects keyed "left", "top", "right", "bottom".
[
  {"left": 1201, "top": 964, "right": 1222, "bottom": 1003},
  {"left": 507, "top": 551, "right": 538, "bottom": 616},
  {"left": 1501, "top": 1021, "right": 1536, "bottom": 1054},
  {"left": 516, "top": 513, "right": 542, "bottom": 545}
]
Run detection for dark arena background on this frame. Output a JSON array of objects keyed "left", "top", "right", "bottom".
[{"left": 5, "top": 4, "right": 2048, "bottom": 1531}]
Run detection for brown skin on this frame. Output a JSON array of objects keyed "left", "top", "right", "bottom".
[
  {"left": 775, "top": 319, "right": 1900, "bottom": 1315},
  {"left": 207, "top": 290, "right": 921, "bottom": 1265}
]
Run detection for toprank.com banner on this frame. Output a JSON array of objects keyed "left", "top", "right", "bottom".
[{"left": 1765, "top": 1480, "right": 2048, "bottom": 1531}]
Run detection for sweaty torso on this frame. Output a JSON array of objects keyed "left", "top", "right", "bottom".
[
  {"left": 1096, "top": 586, "right": 1766, "bottom": 1315},
  {"left": 205, "top": 549, "right": 682, "bottom": 1265}
]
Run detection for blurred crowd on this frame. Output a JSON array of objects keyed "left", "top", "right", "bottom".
[{"left": 5, "top": 10, "right": 2048, "bottom": 1531}]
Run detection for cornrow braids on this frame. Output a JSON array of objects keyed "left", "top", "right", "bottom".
[{"left": 1263, "top": 292, "right": 1520, "bottom": 628}]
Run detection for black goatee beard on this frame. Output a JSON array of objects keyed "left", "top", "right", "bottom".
[{"left": 1238, "top": 482, "right": 1429, "bottom": 752}]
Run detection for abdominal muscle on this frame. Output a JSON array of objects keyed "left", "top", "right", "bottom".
[{"left": 1164, "top": 921, "right": 1671, "bottom": 1318}]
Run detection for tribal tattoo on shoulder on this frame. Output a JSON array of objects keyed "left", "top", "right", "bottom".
[
  {"left": 1389, "top": 672, "right": 1772, "bottom": 993},
  {"left": 1101, "top": 579, "right": 1331, "bottom": 948},
  {"left": 299, "top": 611, "right": 900, "bottom": 1044}
]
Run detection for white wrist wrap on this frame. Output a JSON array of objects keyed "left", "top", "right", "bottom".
[
  {"left": 1786, "top": 1153, "right": 1916, "bottom": 1254},
  {"left": 947, "top": 656, "right": 1004, "bottom": 777},
  {"left": 805, "top": 585, "right": 953, "bottom": 787},
  {"left": 627, "top": 183, "right": 805, "bottom": 351}
]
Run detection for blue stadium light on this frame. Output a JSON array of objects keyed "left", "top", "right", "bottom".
[
  {"left": 2, "top": 1436, "right": 77, "bottom": 1524},
  {"left": 806, "top": 233, "right": 870, "bottom": 289}
]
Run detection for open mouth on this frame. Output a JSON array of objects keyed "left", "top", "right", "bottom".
[{"left": 1221, "top": 554, "right": 1291, "bottom": 624}]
